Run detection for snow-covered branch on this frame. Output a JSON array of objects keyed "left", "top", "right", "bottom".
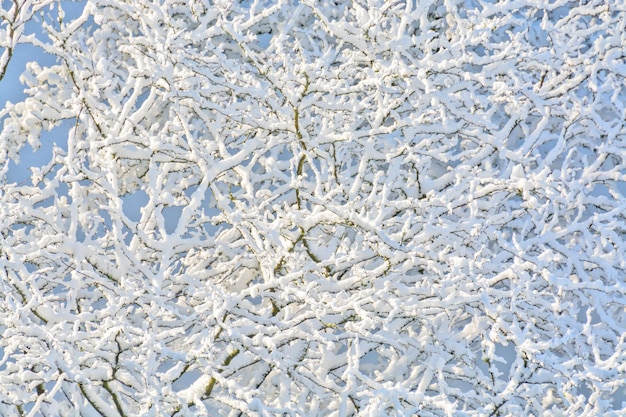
[{"left": 1, "top": 0, "right": 625, "bottom": 415}]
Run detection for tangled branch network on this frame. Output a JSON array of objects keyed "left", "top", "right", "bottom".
[{"left": 0, "top": 0, "right": 625, "bottom": 415}]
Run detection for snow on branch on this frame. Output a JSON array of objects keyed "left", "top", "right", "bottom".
[{"left": 1, "top": 0, "right": 625, "bottom": 415}]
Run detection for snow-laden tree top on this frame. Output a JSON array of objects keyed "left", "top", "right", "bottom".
[{"left": 1, "top": 0, "right": 625, "bottom": 415}]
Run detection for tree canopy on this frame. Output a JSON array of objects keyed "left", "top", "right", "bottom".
[{"left": 1, "top": 0, "right": 625, "bottom": 415}]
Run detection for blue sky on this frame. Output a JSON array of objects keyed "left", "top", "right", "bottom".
[{"left": 1, "top": 1, "right": 86, "bottom": 184}]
